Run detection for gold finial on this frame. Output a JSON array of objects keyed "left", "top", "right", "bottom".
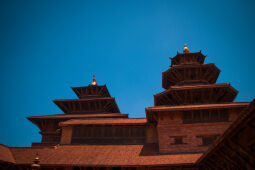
[
  {"left": 183, "top": 44, "right": 190, "bottom": 54},
  {"left": 31, "top": 153, "right": 40, "bottom": 169},
  {"left": 91, "top": 74, "right": 97, "bottom": 86}
]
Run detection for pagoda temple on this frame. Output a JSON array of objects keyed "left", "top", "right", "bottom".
[
  {"left": 0, "top": 45, "right": 255, "bottom": 170},
  {"left": 146, "top": 44, "right": 248, "bottom": 154}
]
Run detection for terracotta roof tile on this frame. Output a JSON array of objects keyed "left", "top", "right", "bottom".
[
  {"left": 146, "top": 102, "right": 249, "bottom": 112},
  {"left": 9, "top": 144, "right": 202, "bottom": 166},
  {"left": 59, "top": 118, "right": 147, "bottom": 126},
  {"left": 154, "top": 83, "right": 236, "bottom": 97},
  {"left": 0, "top": 144, "right": 15, "bottom": 163},
  {"left": 27, "top": 113, "right": 128, "bottom": 119},
  {"left": 53, "top": 97, "right": 114, "bottom": 102}
]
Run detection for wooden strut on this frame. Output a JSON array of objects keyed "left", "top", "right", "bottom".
[
  {"left": 170, "top": 70, "right": 180, "bottom": 82},
  {"left": 172, "top": 68, "right": 182, "bottom": 81},
  {"left": 216, "top": 148, "right": 241, "bottom": 168},
  {"left": 164, "top": 93, "right": 175, "bottom": 105},
  {"left": 172, "top": 90, "right": 183, "bottom": 105},
  {"left": 229, "top": 138, "right": 255, "bottom": 161},
  {"left": 225, "top": 140, "right": 254, "bottom": 169}
]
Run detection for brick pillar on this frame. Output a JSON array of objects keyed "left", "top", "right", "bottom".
[
  {"left": 146, "top": 124, "right": 158, "bottom": 143},
  {"left": 60, "top": 126, "right": 73, "bottom": 144}
]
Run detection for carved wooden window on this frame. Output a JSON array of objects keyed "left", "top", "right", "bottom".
[
  {"left": 126, "top": 168, "right": 136, "bottom": 170},
  {"left": 73, "top": 167, "right": 85, "bottom": 170},
  {"left": 182, "top": 109, "right": 229, "bottom": 124},
  {"left": 175, "top": 137, "right": 183, "bottom": 144},
  {"left": 113, "top": 167, "right": 121, "bottom": 170},
  {"left": 170, "top": 136, "right": 186, "bottom": 145},
  {"left": 115, "top": 127, "right": 122, "bottom": 136},
  {"left": 105, "top": 127, "right": 112, "bottom": 137},
  {"left": 72, "top": 126, "right": 145, "bottom": 144},
  {"left": 94, "top": 127, "right": 101, "bottom": 137},
  {"left": 197, "top": 135, "right": 219, "bottom": 146}
]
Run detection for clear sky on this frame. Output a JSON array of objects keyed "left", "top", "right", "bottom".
[{"left": 0, "top": 0, "right": 255, "bottom": 146}]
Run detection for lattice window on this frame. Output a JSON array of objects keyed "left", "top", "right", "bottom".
[
  {"left": 182, "top": 109, "right": 229, "bottom": 124},
  {"left": 170, "top": 136, "right": 186, "bottom": 145},
  {"left": 197, "top": 135, "right": 219, "bottom": 146}
]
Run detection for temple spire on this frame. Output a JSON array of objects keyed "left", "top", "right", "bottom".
[
  {"left": 91, "top": 74, "right": 97, "bottom": 86},
  {"left": 183, "top": 44, "right": 190, "bottom": 54}
]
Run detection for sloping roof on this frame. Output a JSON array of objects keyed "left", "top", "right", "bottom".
[
  {"left": 146, "top": 102, "right": 249, "bottom": 112},
  {"left": 0, "top": 144, "right": 15, "bottom": 164},
  {"left": 54, "top": 97, "right": 120, "bottom": 114},
  {"left": 9, "top": 144, "right": 202, "bottom": 166},
  {"left": 53, "top": 97, "right": 115, "bottom": 102},
  {"left": 27, "top": 113, "right": 128, "bottom": 120},
  {"left": 71, "top": 85, "right": 111, "bottom": 99},
  {"left": 154, "top": 83, "right": 237, "bottom": 97},
  {"left": 196, "top": 99, "right": 255, "bottom": 166},
  {"left": 59, "top": 118, "right": 147, "bottom": 126}
]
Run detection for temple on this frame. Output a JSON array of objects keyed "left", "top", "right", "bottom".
[{"left": 1, "top": 45, "right": 255, "bottom": 170}]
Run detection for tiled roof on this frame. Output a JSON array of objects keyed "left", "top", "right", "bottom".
[
  {"left": 27, "top": 113, "right": 128, "bottom": 119},
  {"left": 0, "top": 144, "right": 15, "bottom": 164},
  {"left": 59, "top": 118, "right": 147, "bottom": 126},
  {"left": 53, "top": 97, "right": 120, "bottom": 114},
  {"left": 53, "top": 97, "right": 115, "bottom": 102},
  {"left": 9, "top": 144, "right": 202, "bottom": 166},
  {"left": 146, "top": 102, "right": 249, "bottom": 112},
  {"left": 154, "top": 83, "right": 237, "bottom": 96}
]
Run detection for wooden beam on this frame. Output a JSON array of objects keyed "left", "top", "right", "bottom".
[
  {"left": 164, "top": 93, "right": 175, "bottom": 105},
  {"left": 225, "top": 140, "right": 254, "bottom": 169},
  {"left": 172, "top": 69, "right": 183, "bottom": 81},
  {"left": 217, "top": 148, "right": 240, "bottom": 168},
  {"left": 229, "top": 139, "right": 255, "bottom": 162},
  {"left": 169, "top": 71, "right": 179, "bottom": 82},
  {"left": 172, "top": 90, "right": 182, "bottom": 104}
]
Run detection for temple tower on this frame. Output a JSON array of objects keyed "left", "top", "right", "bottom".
[
  {"left": 146, "top": 45, "right": 249, "bottom": 153},
  {"left": 28, "top": 75, "right": 125, "bottom": 146},
  {"left": 28, "top": 75, "right": 147, "bottom": 146}
]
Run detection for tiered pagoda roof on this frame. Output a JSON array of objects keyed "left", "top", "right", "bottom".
[
  {"left": 163, "top": 45, "right": 220, "bottom": 89},
  {"left": 54, "top": 75, "right": 120, "bottom": 114},
  {"left": 27, "top": 75, "right": 128, "bottom": 146},
  {"left": 147, "top": 45, "right": 243, "bottom": 122},
  {"left": 1, "top": 45, "right": 254, "bottom": 170}
]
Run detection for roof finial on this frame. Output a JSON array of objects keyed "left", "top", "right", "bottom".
[
  {"left": 91, "top": 74, "right": 97, "bottom": 86},
  {"left": 183, "top": 44, "right": 190, "bottom": 54},
  {"left": 31, "top": 152, "right": 40, "bottom": 169}
]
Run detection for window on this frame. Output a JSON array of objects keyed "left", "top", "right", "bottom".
[
  {"left": 113, "top": 167, "right": 121, "bottom": 170},
  {"left": 182, "top": 111, "right": 192, "bottom": 123},
  {"left": 182, "top": 109, "right": 229, "bottom": 124},
  {"left": 198, "top": 135, "right": 219, "bottom": 146},
  {"left": 174, "top": 137, "right": 183, "bottom": 144},
  {"left": 126, "top": 168, "right": 136, "bottom": 170},
  {"left": 115, "top": 127, "right": 123, "bottom": 137},
  {"left": 170, "top": 136, "right": 186, "bottom": 145}
]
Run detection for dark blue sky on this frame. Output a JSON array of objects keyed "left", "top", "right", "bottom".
[{"left": 1, "top": 0, "right": 255, "bottom": 146}]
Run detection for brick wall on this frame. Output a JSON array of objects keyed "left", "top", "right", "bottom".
[
  {"left": 157, "top": 122, "right": 231, "bottom": 153},
  {"left": 154, "top": 108, "right": 243, "bottom": 154}
]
